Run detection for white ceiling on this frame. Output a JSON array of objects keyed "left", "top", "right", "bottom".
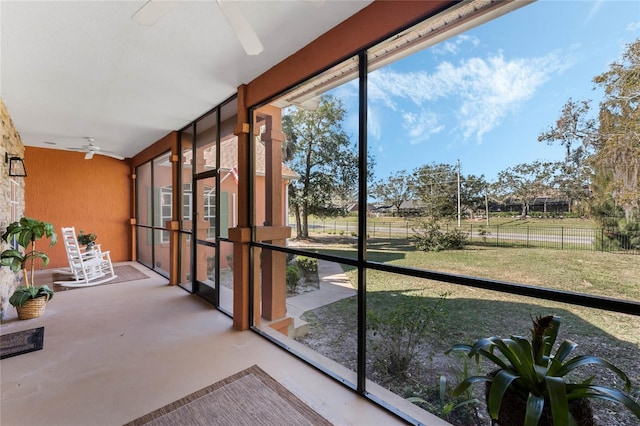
[{"left": 1, "top": 0, "right": 371, "bottom": 159}]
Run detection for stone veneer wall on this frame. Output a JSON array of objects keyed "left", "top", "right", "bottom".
[{"left": 1, "top": 97, "right": 26, "bottom": 320}]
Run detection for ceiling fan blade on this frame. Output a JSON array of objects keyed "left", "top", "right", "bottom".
[
  {"left": 85, "top": 151, "right": 95, "bottom": 160},
  {"left": 216, "top": 0, "right": 264, "bottom": 56},
  {"left": 132, "top": 0, "right": 175, "bottom": 26}
]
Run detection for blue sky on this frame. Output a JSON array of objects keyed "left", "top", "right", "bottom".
[{"left": 334, "top": 0, "right": 639, "bottom": 183}]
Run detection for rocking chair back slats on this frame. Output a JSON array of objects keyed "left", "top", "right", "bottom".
[{"left": 54, "top": 227, "right": 117, "bottom": 287}]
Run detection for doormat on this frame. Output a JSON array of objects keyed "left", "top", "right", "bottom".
[
  {"left": 1, "top": 326, "right": 45, "bottom": 359},
  {"left": 124, "top": 364, "right": 333, "bottom": 426}
]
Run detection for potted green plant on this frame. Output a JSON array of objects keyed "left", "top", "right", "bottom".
[
  {"left": 77, "top": 230, "right": 97, "bottom": 250},
  {"left": 1, "top": 217, "right": 57, "bottom": 320},
  {"left": 446, "top": 315, "right": 640, "bottom": 426}
]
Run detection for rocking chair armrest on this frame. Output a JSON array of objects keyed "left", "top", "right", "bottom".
[
  {"left": 81, "top": 244, "right": 102, "bottom": 254},
  {"left": 82, "top": 249, "right": 109, "bottom": 260}
]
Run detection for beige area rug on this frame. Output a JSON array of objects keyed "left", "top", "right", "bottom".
[
  {"left": 124, "top": 365, "right": 333, "bottom": 426},
  {"left": 48, "top": 265, "right": 150, "bottom": 292}
]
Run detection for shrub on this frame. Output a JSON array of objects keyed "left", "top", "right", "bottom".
[
  {"left": 412, "top": 218, "right": 467, "bottom": 252},
  {"left": 368, "top": 293, "right": 449, "bottom": 378},
  {"left": 296, "top": 255, "right": 319, "bottom": 285},
  {"left": 286, "top": 265, "right": 301, "bottom": 293},
  {"left": 596, "top": 219, "right": 640, "bottom": 252},
  {"left": 296, "top": 256, "right": 318, "bottom": 275}
]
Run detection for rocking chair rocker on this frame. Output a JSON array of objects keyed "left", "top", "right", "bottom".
[{"left": 54, "top": 227, "right": 117, "bottom": 287}]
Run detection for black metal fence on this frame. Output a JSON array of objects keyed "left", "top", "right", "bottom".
[
  {"left": 298, "top": 220, "right": 640, "bottom": 254},
  {"left": 454, "top": 224, "right": 640, "bottom": 254}
]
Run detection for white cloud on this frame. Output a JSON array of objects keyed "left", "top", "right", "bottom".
[
  {"left": 368, "top": 106, "right": 382, "bottom": 140},
  {"left": 368, "top": 50, "right": 569, "bottom": 143},
  {"left": 367, "top": 74, "right": 399, "bottom": 110},
  {"left": 455, "top": 54, "right": 551, "bottom": 141},
  {"left": 626, "top": 21, "right": 640, "bottom": 32},
  {"left": 432, "top": 34, "right": 480, "bottom": 56},
  {"left": 368, "top": 68, "right": 454, "bottom": 106},
  {"left": 402, "top": 110, "right": 444, "bottom": 144},
  {"left": 331, "top": 83, "right": 358, "bottom": 103}
]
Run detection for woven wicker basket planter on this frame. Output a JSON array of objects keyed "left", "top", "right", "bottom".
[{"left": 16, "top": 296, "right": 48, "bottom": 320}]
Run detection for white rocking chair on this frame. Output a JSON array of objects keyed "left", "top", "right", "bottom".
[{"left": 54, "top": 227, "right": 117, "bottom": 287}]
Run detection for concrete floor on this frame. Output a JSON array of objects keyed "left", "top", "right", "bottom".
[{"left": 0, "top": 262, "right": 448, "bottom": 426}]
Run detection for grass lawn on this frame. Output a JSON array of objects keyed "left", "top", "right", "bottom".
[
  {"left": 296, "top": 239, "right": 640, "bottom": 425},
  {"left": 318, "top": 241, "right": 640, "bottom": 303},
  {"left": 315, "top": 242, "right": 639, "bottom": 346}
]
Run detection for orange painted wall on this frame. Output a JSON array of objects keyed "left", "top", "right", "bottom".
[{"left": 24, "top": 146, "right": 132, "bottom": 268}]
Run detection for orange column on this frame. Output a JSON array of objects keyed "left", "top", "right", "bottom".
[
  {"left": 260, "top": 113, "right": 288, "bottom": 321},
  {"left": 167, "top": 220, "right": 180, "bottom": 285},
  {"left": 229, "top": 85, "right": 252, "bottom": 331},
  {"left": 169, "top": 152, "right": 180, "bottom": 285},
  {"left": 130, "top": 171, "right": 137, "bottom": 262}
]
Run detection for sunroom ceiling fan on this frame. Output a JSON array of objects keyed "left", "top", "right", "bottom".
[
  {"left": 132, "top": 0, "right": 264, "bottom": 56},
  {"left": 69, "top": 138, "right": 125, "bottom": 160}
]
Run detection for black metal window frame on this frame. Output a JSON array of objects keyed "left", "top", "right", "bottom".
[
  {"left": 246, "top": 18, "right": 640, "bottom": 426},
  {"left": 134, "top": 152, "right": 172, "bottom": 280}
]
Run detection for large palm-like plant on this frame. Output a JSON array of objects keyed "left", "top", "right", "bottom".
[
  {"left": 446, "top": 315, "right": 640, "bottom": 426},
  {"left": 1, "top": 217, "right": 57, "bottom": 307}
]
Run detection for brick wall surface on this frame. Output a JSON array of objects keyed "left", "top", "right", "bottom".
[{"left": 1, "top": 97, "right": 26, "bottom": 320}]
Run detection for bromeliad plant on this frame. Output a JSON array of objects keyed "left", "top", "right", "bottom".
[
  {"left": 446, "top": 315, "right": 640, "bottom": 426},
  {"left": 1, "top": 217, "right": 57, "bottom": 307}
]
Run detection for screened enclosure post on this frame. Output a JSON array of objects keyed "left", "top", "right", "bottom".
[{"left": 357, "top": 51, "right": 367, "bottom": 394}]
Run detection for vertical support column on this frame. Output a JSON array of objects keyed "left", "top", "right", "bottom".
[
  {"left": 236, "top": 86, "right": 251, "bottom": 230},
  {"left": 229, "top": 226, "right": 251, "bottom": 329},
  {"left": 130, "top": 168, "right": 137, "bottom": 262},
  {"left": 167, "top": 220, "right": 180, "bottom": 285},
  {"left": 230, "top": 85, "right": 252, "bottom": 331},
  {"left": 253, "top": 246, "right": 262, "bottom": 327},
  {"left": 169, "top": 153, "right": 180, "bottom": 286},
  {"left": 129, "top": 218, "right": 137, "bottom": 261},
  {"left": 260, "top": 112, "right": 287, "bottom": 321},
  {"left": 263, "top": 115, "right": 284, "bottom": 226}
]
